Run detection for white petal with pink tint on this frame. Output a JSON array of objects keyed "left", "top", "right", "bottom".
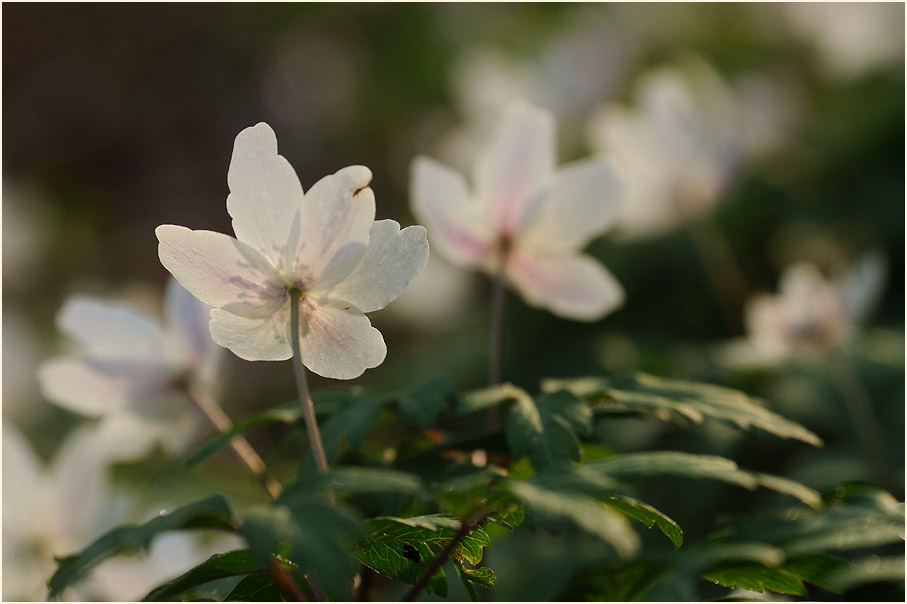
[
  {"left": 156, "top": 225, "right": 286, "bottom": 319},
  {"left": 324, "top": 220, "right": 430, "bottom": 313},
  {"left": 297, "top": 297, "right": 387, "bottom": 380},
  {"left": 411, "top": 156, "right": 494, "bottom": 267},
  {"left": 473, "top": 100, "right": 555, "bottom": 236},
  {"left": 208, "top": 306, "right": 293, "bottom": 362},
  {"left": 37, "top": 357, "right": 145, "bottom": 416},
  {"left": 507, "top": 250, "right": 624, "bottom": 321},
  {"left": 227, "top": 122, "right": 305, "bottom": 263},
  {"left": 294, "top": 165, "right": 375, "bottom": 289},
  {"left": 520, "top": 157, "right": 622, "bottom": 253}
]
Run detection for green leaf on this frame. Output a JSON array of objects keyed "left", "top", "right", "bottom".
[
  {"left": 317, "top": 394, "right": 389, "bottom": 462},
  {"left": 702, "top": 564, "right": 808, "bottom": 596},
  {"left": 589, "top": 451, "right": 821, "bottom": 507},
  {"left": 458, "top": 383, "right": 532, "bottom": 416},
  {"left": 49, "top": 495, "right": 237, "bottom": 598},
  {"left": 545, "top": 373, "right": 822, "bottom": 447},
  {"left": 506, "top": 481, "right": 640, "bottom": 558},
  {"left": 605, "top": 495, "right": 684, "bottom": 549},
  {"left": 398, "top": 375, "right": 456, "bottom": 428},
  {"left": 280, "top": 467, "right": 423, "bottom": 505},
  {"left": 353, "top": 515, "right": 492, "bottom": 597},
  {"left": 141, "top": 550, "right": 265, "bottom": 601},
  {"left": 506, "top": 390, "right": 592, "bottom": 470},
  {"left": 241, "top": 502, "right": 361, "bottom": 601},
  {"left": 178, "top": 405, "right": 301, "bottom": 469},
  {"left": 225, "top": 573, "right": 284, "bottom": 601},
  {"left": 824, "top": 555, "right": 906, "bottom": 592}
]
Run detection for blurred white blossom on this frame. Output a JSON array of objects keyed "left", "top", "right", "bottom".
[
  {"left": 384, "top": 254, "right": 478, "bottom": 331},
  {"left": 412, "top": 100, "right": 624, "bottom": 321},
  {"left": 2, "top": 424, "right": 124, "bottom": 601},
  {"left": 438, "top": 10, "right": 634, "bottom": 172},
  {"left": 586, "top": 58, "right": 740, "bottom": 240},
  {"left": 156, "top": 122, "right": 429, "bottom": 379},
  {"left": 778, "top": 2, "right": 905, "bottom": 82},
  {"left": 38, "top": 278, "right": 221, "bottom": 461},
  {"left": 723, "top": 253, "right": 888, "bottom": 367}
]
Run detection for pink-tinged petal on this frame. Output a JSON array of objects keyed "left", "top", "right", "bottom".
[
  {"left": 156, "top": 225, "right": 286, "bottom": 319},
  {"left": 37, "top": 357, "right": 144, "bottom": 416},
  {"left": 208, "top": 306, "right": 293, "bottom": 361},
  {"left": 297, "top": 297, "right": 386, "bottom": 380},
  {"left": 507, "top": 250, "right": 624, "bottom": 321},
  {"left": 294, "top": 165, "right": 375, "bottom": 289},
  {"left": 473, "top": 100, "right": 556, "bottom": 236},
  {"left": 163, "top": 278, "right": 217, "bottom": 369},
  {"left": 57, "top": 297, "right": 166, "bottom": 365},
  {"left": 324, "top": 220, "right": 429, "bottom": 312},
  {"left": 227, "top": 123, "right": 305, "bottom": 263},
  {"left": 519, "top": 157, "right": 623, "bottom": 253},
  {"left": 411, "top": 155, "right": 494, "bottom": 267}
]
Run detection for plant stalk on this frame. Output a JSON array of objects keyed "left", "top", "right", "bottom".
[
  {"left": 289, "top": 289, "right": 331, "bottom": 476},
  {"left": 489, "top": 242, "right": 508, "bottom": 386},
  {"left": 187, "top": 384, "right": 282, "bottom": 499}
]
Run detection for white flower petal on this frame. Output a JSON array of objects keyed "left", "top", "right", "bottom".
[
  {"left": 209, "top": 307, "right": 292, "bottom": 361},
  {"left": 57, "top": 297, "right": 166, "bottom": 364},
  {"left": 90, "top": 413, "right": 167, "bottom": 463},
  {"left": 2, "top": 425, "right": 44, "bottom": 537},
  {"left": 156, "top": 225, "right": 286, "bottom": 318},
  {"left": 294, "top": 165, "right": 375, "bottom": 289},
  {"left": 473, "top": 100, "right": 556, "bottom": 236},
  {"left": 163, "top": 277, "right": 217, "bottom": 369},
  {"left": 37, "top": 357, "right": 141, "bottom": 416},
  {"left": 325, "top": 220, "right": 430, "bottom": 313},
  {"left": 411, "top": 156, "right": 495, "bottom": 268},
  {"left": 227, "top": 123, "right": 305, "bottom": 263},
  {"left": 507, "top": 250, "right": 624, "bottom": 321},
  {"left": 298, "top": 297, "right": 386, "bottom": 380},
  {"left": 519, "top": 157, "right": 623, "bottom": 253},
  {"left": 50, "top": 425, "right": 109, "bottom": 542}
]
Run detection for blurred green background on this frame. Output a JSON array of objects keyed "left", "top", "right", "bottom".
[{"left": 3, "top": 4, "right": 904, "bottom": 599}]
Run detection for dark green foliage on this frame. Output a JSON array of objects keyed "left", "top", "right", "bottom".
[
  {"left": 49, "top": 495, "right": 238, "bottom": 599},
  {"left": 142, "top": 550, "right": 266, "bottom": 601}
]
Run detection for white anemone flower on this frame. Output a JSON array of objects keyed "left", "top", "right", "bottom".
[
  {"left": 411, "top": 100, "right": 624, "bottom": 322},
  {"left": 156, "top": 122, "right": 429, "bottom": 380},
  {"left": 2, "top": 424, "right": 123, "bottom": 601},
  {"left": 586, "top": 59, "right": 739, "bottom": 240},
  {"left": 37, "top": 278, "right": 220, "bottom": 461},
  {"left": 723, "top": 253, "right": 888, "bottom": 367}
]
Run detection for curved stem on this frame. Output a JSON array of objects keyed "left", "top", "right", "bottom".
[
  {"left": 289, "top": 289, "right": 330, "bottom": 475},
  {"left": 188, "top": 384, "right": 282, "bottom": 499}
]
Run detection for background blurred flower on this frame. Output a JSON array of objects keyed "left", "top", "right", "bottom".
[
  {"left": 157, "top": 122, "right": 429, "bottom": 379},
  {"left": 723, "top": 253, "right": 888, "bottom": 367},
  {"left": 37, "top": 278, "right": 221, "bottom": 461},
  {"left": 2, "top": 424, "right": 125, "bottom": 601},
  {"left": 586, "top": 57, "right": 739, "bottom": 240},
  {"left": 412, "top": 100, "right": 624, "bottom": 321}
]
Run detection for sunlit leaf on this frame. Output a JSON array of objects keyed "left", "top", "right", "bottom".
[
  {"left": 589, "top": 451, "right": 821, "bottom": 507},
  {"left": 49, "top": 495, "right": 237, "bottom": 598},
  {"left": 604, "top": 495, "right": 683, "bottom": 549},
  {"left": 545, "top": 373, "right": 822, "bottom": 447},
  {"left": 458, "top": 382, "right": 532, "bottom": 415},
  {"left": 702, "top": 563, "right": 808, "bottom": 596},
  {"left": 507, "top": 480, "right": 640, "bottom": 558},
  {"left": 280, "top": 467, "right": 423, "bottom": 505},
  {"left": 353, "top": 515, "right": 493, "bottom": 597},
  {"left": 824, "top": 555, "right": 906, "bottom": 592}
]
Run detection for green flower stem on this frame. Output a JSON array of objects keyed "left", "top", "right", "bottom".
[
  {"left": 489, "top": 241, "right": 508, "bottom": 386},
  {"left": 289, "top": 289, "right": 330, "bottom": 476},
  {"left": 188, "top": 384, "right": 282, "bottom": 500}
]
